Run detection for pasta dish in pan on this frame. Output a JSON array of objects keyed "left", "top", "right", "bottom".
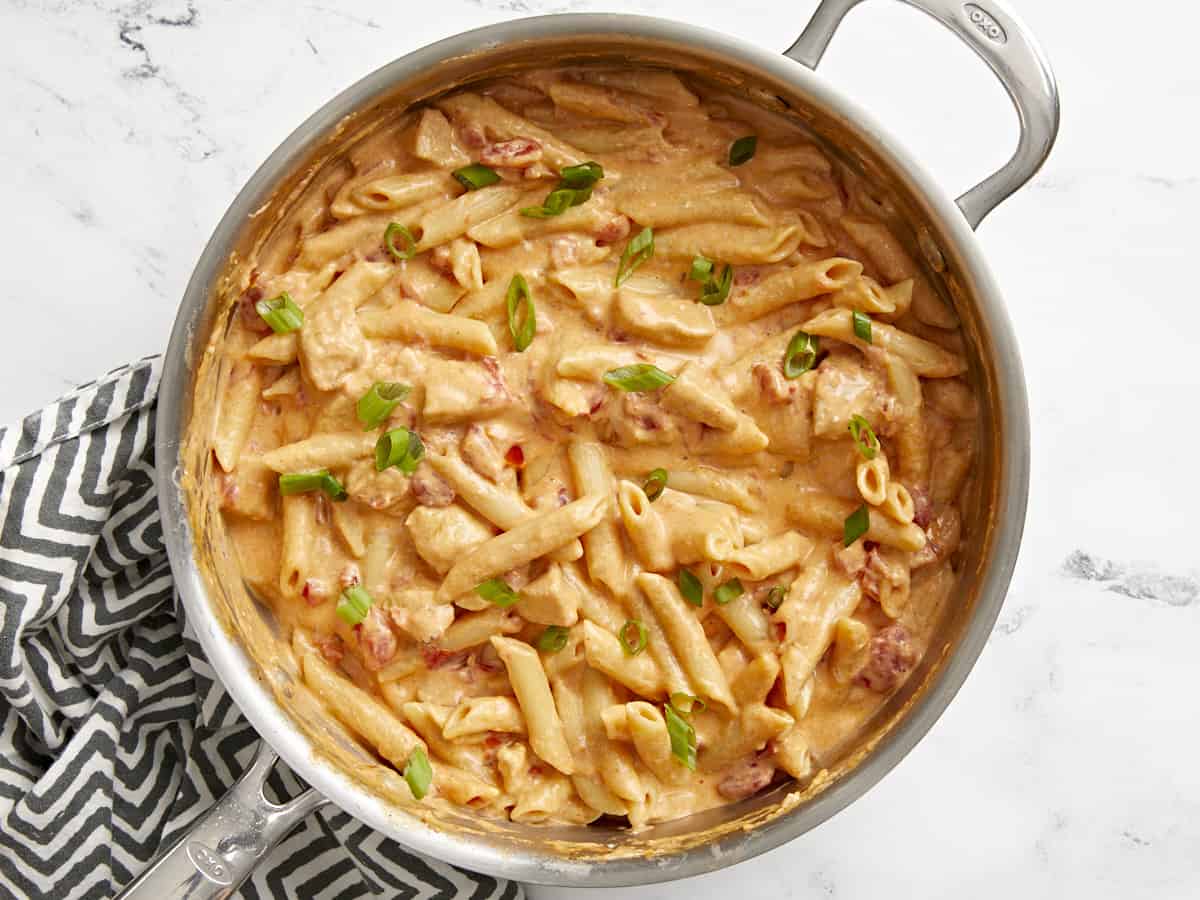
[{"left": 208, "top": 65, "right": 977, "bottom": 827}]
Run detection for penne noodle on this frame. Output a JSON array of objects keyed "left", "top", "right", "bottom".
[
  {"left": 259, "top": 432, "right": 376, "bottom": 473},
  {"left": 729, "top": 257, "right": 862, "bottom": 323},
  {"left": 427, "top": 452, "right": 582, "bottom": 563},
  {"left": 788, "top": 490, "right": 926, "bottom": 552},
  {"left": 436, "top": 495, "right": 608, "bottom": 603},
  {"left": 800, "top": 308, "right": 967, "bottom": 378},
  {"left": 359, "top": 301, "right": 498, "bottom": 356},
  {"left": 723, "top": 531, "right": 815, "bottom": 582},
  {"left": 491, "top": 636, "right": 575, "bottom": 775},
  {"left": 637, "top": 573, "right": 736, "bottom": 714}
]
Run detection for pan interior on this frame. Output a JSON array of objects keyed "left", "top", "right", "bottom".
[{"left": 173, "top": 26, "right": 1012, "bottom": 876}]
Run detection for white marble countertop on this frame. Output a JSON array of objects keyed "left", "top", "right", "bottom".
[{"left": 4, "top": 0, "right": 1197, "bottom": 897}]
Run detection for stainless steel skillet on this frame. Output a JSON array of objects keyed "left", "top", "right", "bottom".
[{"left": 123, "top": 1, "right": 1057, "bottom": 895}]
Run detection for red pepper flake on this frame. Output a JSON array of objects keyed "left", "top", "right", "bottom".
[{"left": 505, "top": 444, "right": 525, "bottom": 468}]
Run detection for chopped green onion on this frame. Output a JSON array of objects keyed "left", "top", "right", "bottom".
[
  {"left": 279, "top": 470, "right": 347, "bottom": 502},
  {"left": 384, "top": 223, "right": 417, "bottom": 261},
  {"left": 729, "top": 135, "right": 758, "bottom": 167},
  {"left": 397, "top": 431, "right": 425, "bottom": 474},
  {"left": 357, "top": 382, "right": 411, "bottom": 430},
  {"left": 278, "top": 471, "right": 326, "bottom": 496},
  {"left": 506, "top": 273, "right": 536, "bottom": 352},
  {"left": 848, "top": 414, "right": 880, "bottom": 460},
  {"left": 844, "top": 504, "right": 870, "bottom": 546},
  {"left": 602, "top": 364, "right": 676, "bottom": 392},
  {"left": 765, "top": 585, "right": 787, "bottom": 612},
  {"left": 615, "top": 226, "right": 654, "bottom": 287},
  {"left": 520, "top": 161, "right": 603, "bottom": 217},
  {"left": 519, "top": 187, "right": 590, "bottom": 218},
  {"left": 678, "top": 568, "right": 703, "bottom": 607},
  {"left": 336, "top": 585, "right": 372, "bottom": 625},
  {"left": 783, "top": 330, "right": 819, "bottom": 378},
  {"left": 669, "top": 692, "right": 707, "bottom": 714},
  {"left": 255, "top": 293, "right": 304, "bottom": 334},
  {"left": 699, "top": 264, "right": 733, "bottom": 306},
  {"left": 375, "top": 428, "right": 423, "bottom": 474},
  {"left": 689, "top": 255, "right": 714, "bottom": 282},
  {"left": 476, "top": 578, "right": 520, "bottom": 608},
  {"left": 688, "top": 255, "right": 733, "bottom": 306},
  {"left": 452, "top": 163, "right": 500, "bottom": 191},
  {"left": 558, "top": 161, "right": 604, "bottom": 188},
  {"left": 642, "top": 468, "right": 668, "bottom": 502},
  {"left": 403, "top": 747, "right": 433, "bottom": 800},
  {"left": 536, "top": 625, "right": 570, "bottom": 653},
  {"left": 852, "top": 310, "right": 873, "bottom": 343},
  {"left": 375, "top": 428, "right": 409, "bottom": 471},
  {"left": 664, "top": 702, "right": 697, "bottom": 770},
  {"left": 619, "top": 619, "right": 648, "bottom": 656},
  {"left": 713, "top": 578, "right": 744, "bottom": 605}
]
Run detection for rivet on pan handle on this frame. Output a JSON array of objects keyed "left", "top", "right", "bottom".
[
  {"left": 113, "top": 741, "right": 329, "bottom": 900},
  {"left": 785, "top": 0, "right": 1060, "bottom": 229}
]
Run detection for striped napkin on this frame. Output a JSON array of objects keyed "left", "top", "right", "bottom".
[{"left": 0, "top": 356, "right": 520, "bottom": 899}]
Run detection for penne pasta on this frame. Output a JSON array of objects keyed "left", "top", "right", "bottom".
[
  {"left": 359, "top": 301, "right": 498, "bottom": 356},
  {"left": 435, "top": 495, "right": 608, "bottom": 604},
  {"left": 491, "top": 636, "right": 575, "bottom": 775}
]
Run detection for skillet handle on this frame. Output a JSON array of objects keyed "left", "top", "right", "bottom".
[
  {"left": 113, "top": 742, "right": 328, "bottom": 900},
  {"left": 784, "top": 0, "right": 1059, "bottom": 229}
]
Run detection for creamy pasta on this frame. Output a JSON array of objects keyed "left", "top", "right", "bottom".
[{"left": 207, "top": 65, "right": 977, "bottom": 827}]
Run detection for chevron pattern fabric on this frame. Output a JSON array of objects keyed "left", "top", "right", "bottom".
[{"left": 0, "top": 356, "right": 521, "bottom": 900}]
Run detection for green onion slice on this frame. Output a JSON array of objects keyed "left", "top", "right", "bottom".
[
  {"left": 669, "top": 692, "right": 707, "bottom": 715},
  {"left": 255, "top": 293, "right": 304, "bottom": 334},
  {"left": 558, "top": 161, "right": 604, "bottom": 188},
  {"left": 520, "top": 186, "right": 591, "bottom": 219},
  {"left": 452, "top": 163, "right": 501, "bottom": 191},
  {"left": 476, "top": 578, "right": 520, "bottom": 608},
  {"left": 336, "top": 585, "right": 373, "bottom": 625},
  {"left": 729, "top": 135, "right": 758, "bottom": 167},
  {"left": 689, "top": 255, "right": 714, "bottom": 282},
  {"left": 713, "top": 578, "right": 745, "bottom": 605},
  {"left": 642, "top": 468, "right": 668, "bottom": 502},
  {"left": 398, "top": 431, "right": 425, "bottom": 474},
  {"left": 783, "top": 330, "right": 819, "bottom": 379},
  {"left": 506, "top": 273, "right": 536, "bottom": 352},
  {"left": 384, "top": 223, "right": 417, "bottom": 261},
  {"left": 375, "top": 428, "right": 424, "bottom": 474},
  {"left": 357, "top": 382, "right": 411, "bottom": 430},
  {"left": 699, "top": 264, "right": 733, "bottom": 306},
  {"left": 852, "top": 310, "right": 873, "bottom": 343},
  {"left": 375, "top": 428, "right": 410, "bottom": 471},
  {"left": 279, "top": 470, "right": 347, "bottom": 502},
  {"left": 602, "top": 364, "right": 676, "bottom": 392},
  {"left": 678, "top": 568, "right": 703, "bottom": 607},
  {"left": 615, "top": 226, "right": 654, "bottom": 287},
  {"left": 619, "top": 619, "right": 648, "bottom": 656},
  {"left": 536, "top": 625, "right": 570, "bottom": 653},
  {"left": 844, "top": 504, "right": 870, "bottom": 546},
  {"left": 520, "top": 161, "right": 603, "bottom": 217},
  {"left": 848, "top": 414, "right": 880, "bottom": 460},
  {"left": 765, "top": 585, "right": 787, "bottom": 612},
  {"left": 403, "top": 747, "right": 433, "bottom": 800},
  {"left": 664, "top": 702, "right": 698, "bottom": 770},
  {"left": 688, "top": 256, "right": 733, "bottom": 306}
]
